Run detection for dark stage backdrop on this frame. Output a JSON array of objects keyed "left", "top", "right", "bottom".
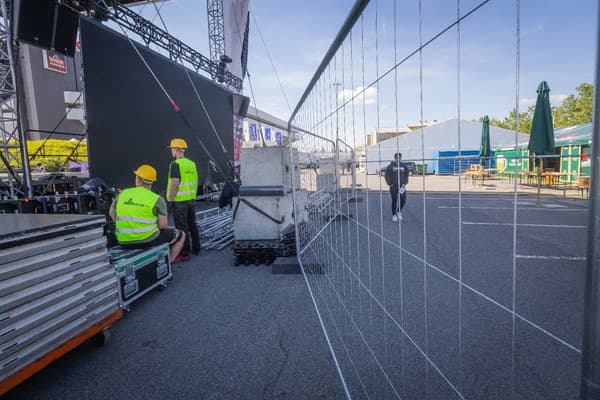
[{"left": 80, "top": 18, "right": 237, "bottom": 192}]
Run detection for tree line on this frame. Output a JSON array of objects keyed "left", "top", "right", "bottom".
[{"left": 480, "top": 82, "right": 593, "bottom": 133}]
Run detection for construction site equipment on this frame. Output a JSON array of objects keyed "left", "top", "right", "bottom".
[
  {"left": 108, "top": 243, "right": 172, "bottom": 311},
  {"left": 0, "top": 214, "right": 121, "bottom": 395},
  {"left": 197, "top": 207, "right": 233, "bottom": 250}
]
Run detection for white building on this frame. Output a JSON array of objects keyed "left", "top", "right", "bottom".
[{"left": 364, "top": 118, "right": 528, "bottom": 174}]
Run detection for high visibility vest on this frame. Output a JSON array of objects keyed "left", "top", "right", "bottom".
[
  {"left": 115, "top": 187, "right": 160, "bottom": 243},
  {"left": 167, "top": 157, "right": 198, "bottom": 202}
]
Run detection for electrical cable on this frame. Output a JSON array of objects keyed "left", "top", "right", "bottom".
[
  {"left": 115, "top": 18, "right": 229, "bottom": 180},
  {"left": 249, "top": 7, "right": 292, "bottom": 114},
  {"left": 230, "top": 6, "right": 267, "bottom": 146},
  {"left": 151, "top": 1, "right": 229, "bottom": 155},
  {"left": 150, "top": 2, "right": 233, "bottom": 174},
  {"left": 66, "top": 0, "right": 233, "bottom": 187}
]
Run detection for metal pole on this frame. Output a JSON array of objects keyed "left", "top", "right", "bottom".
[
  {"left": 288, "top": 0, "right": 370, "bottom": 126},
  {"left": 334, "top": 82, "right": 341, "bottom": 193},
  {"left": 580, "top": 2, "right": 600, "bottom": 397},
  {"left": 351, "top": 151, "right": 356, "bottom": 190},
  {"left": 2, "top": 0, "right": 32, "bottom": 197}
]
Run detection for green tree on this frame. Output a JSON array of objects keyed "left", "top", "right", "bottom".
[
  {"left": 480, "top": 106, "right": 534, "bottom": 133},
  {"left": 484, "top": 82, "right": 594, "bottom": 133},
  {"left": 552, "top": 83, "right": 593, "bottom": 127}
]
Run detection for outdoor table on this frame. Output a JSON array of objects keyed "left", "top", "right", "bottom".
[
  {"left": 507, "top": 171, "right": 524, "bottom": 184},
  {"left": 484, "top": 168, "right": 496, "bottom": 177},
  {"left": 541, "top": 172, "right": 570, "bottom": 189}
]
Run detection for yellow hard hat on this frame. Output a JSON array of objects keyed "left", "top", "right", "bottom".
[
  {"left": 133, "top": 164, "right": 157, "bottom": 182},
  {"left": 168, "top": 138, "right": 188, "bottom": 149}
]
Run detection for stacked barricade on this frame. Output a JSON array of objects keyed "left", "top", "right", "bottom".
[{"left": 196, "top": 207, "right": 233, "bottom": 250}]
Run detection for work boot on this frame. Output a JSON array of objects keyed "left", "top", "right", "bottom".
[{"left": 172, "top": 254, "right": 190, "bottom": 264}]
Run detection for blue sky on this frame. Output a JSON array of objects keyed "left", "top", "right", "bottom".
[{"left": 129, "top": 0, "right": 597, "bottom": 145}]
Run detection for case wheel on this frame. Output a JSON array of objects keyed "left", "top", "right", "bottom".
[{"left": 90, "top": 328, "right": 111, "bottom": 347}]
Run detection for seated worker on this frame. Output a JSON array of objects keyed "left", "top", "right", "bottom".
[{"left": 109, "top": 164, "right": 186, "bottom": 263}]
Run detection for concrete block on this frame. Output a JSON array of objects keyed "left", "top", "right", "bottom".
[
  {"left": 234, "top": 197, "right": 284, "bottom": 241},
  {"left": 240, "top": 147, "right": 300, "bottom": 189}
]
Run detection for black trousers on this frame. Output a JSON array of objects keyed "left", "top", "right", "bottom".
[
  {"left": 173, "top": 201, "right": 200, "bottom": 254},
  {"left": 390, "top": 185, "right": 406, "bottom": 215}
]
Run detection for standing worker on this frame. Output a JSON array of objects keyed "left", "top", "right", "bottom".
[
  {"left": 384, "top": 152, "right": 409, "bottom": 222},
  {"left": 167, "top": 138, "right": 201, "bottom": 256},
  {"left": 109, "top": 164, "right": 186, "bottom": 262}
]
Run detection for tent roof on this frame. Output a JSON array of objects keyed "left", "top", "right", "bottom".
[
  {"left": 553, "top": 123, "right": 592, "bottom": 147},
  {"left": 367, "top": 118, "right": 528, "bottom": 151},
  {"left": 497, "top": 122, "right": 592, "bottom": 150}
]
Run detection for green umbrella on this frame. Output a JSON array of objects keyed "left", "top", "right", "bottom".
[
  {"left": 480, "top": 115, "right": 491, "bottom": 161},
  {"left": 479, "top": 115, "right": 491, "bottom": 185},
  {"left": 529, "top": 81, "right": 555, "bottom": 154},
  {"left": 528, "top": 81, "right": 555, "bottom": 204}
]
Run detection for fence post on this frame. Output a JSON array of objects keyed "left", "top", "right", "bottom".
[{"left": 580, "top": 3, "right": 600, "bottom": 398}]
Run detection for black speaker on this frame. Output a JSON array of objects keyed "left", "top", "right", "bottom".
[
  {"left": 16, "top": 0, "right": 79, "bottom": 57},
  {"left": 232, "top": 93, "right": 250, "bottom": 117}
]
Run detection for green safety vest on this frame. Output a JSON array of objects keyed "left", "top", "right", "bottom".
[
  {"left": 167, "top": 157, "right": 198, "bottom": 202},
  {"left": 115, "top": 187, "right": 160, "bottom": 243}
]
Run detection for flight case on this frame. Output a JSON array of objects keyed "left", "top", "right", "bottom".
[{"left": 108, "top": 243, "right": 172, "bottom": 310}]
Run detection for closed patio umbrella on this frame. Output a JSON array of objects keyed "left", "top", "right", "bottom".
[
  {"left": 528, "top": 81, "right": 555, "bottom": 204},
  {"left": 480, "top": 115, "right": 491, "bottom": 185}
]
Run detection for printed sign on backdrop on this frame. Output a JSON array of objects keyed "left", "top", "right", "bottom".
[
  {"left": 249, "top": 123, "right": 258, "bottom": 140},
  {"left": 42, "top": 50, "right": 68, "bottom": 74},
  {"left": 243, "top": 120, "right": 250, "bottom": 141},
  {"left": 276, "top": 131, "right": 282, "bottom": 145},
  {"left": 233, "top": 116, "right": 244, "bottom": 167},
  {"left": 265, "top": 127, "right": 272, "bottom": 141}
]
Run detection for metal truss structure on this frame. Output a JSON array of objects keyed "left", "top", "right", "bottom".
[
  {"left": 108, "top": 3, "right": 242, "bottom": 92},
  {"left": 0, "top": 0, "right": 31, "bottom": 199},
  {"left": 0, "top": 0, "right": 242, "bottom": 199},
  {"left": 206, "top": 0, "right": 226, "bottom": 68}
]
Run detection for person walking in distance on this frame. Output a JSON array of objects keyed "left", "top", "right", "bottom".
[
  {"left": 167, "top": 138, "right": 201, "bottom": 257},
  {"left": 384, "top": 152, "right": 409, "bottom": 222}
]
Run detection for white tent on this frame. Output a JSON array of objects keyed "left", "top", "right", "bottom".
[{"left": 364, "top": 118, "right": 528, "bottom": 174}]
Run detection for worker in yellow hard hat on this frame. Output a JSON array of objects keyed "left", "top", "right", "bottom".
[
  {"left": 109, "top": 164, "right": 186, "bottom": 262},
  {"left": 167, "top": 138, "right": 201, "bottom": 257}
]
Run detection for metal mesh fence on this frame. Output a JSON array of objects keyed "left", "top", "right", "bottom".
[{"left": 288, "top": 1, "right": 596, "bottom": 398}]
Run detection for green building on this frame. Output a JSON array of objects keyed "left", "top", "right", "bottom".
[
  {"left": 554, "top": 123, "right": 592, "bottom": 182},
  {"left": 493, "top": 123, "right": 591, "bottom": 182}
]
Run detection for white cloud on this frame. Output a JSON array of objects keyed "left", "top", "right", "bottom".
[
  {"left": 338, "top": 86, "right": 377, "bottom": 105},
  {"left": 519, "top": 98, "right": 537, "bottom": 107},
  {"left": 519, "top": 93, "right": 568, "bottom": 108},
  {"left": 550, "top": 94, "right": 568, "bottom": 105}
]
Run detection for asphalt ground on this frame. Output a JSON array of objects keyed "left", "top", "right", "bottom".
[
  {"left": 3, "top": 193, "right": 588, "bottom": 400},
  {"left": 300, "top": 191, "right": 588, "bottom": 400},
  {"left": 4, "top": 246, "right": 344, "bottom": 399}
]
